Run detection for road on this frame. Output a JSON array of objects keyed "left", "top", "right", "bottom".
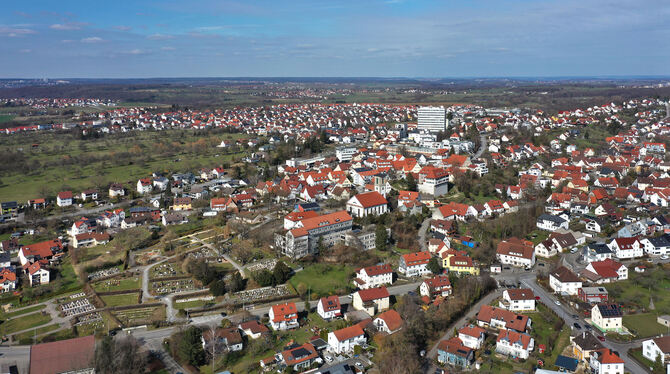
[{"left": 519, "top": 275, "right": 647, "bottom": 374}]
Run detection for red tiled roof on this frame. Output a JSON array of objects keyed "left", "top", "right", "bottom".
[
  {"left": 271, "top": 302, "right": 297, "bottom": 323},
  {"left": 332, "top": 324, "right": 364, "bottom": 342},
  {"left": 351, "top": 191, "right": 388, "bottom": 208},
  {"left": 357, "top": 286, "right": 390, "bottom": 302},
  {"left": 319, "top": 296, "right": 341, "bottom": 312},
  {"left": 29, "top": 335, "right": 95, "bottom": 374},
  {"left": 375, "top": 309, "right": 403, "bottom": 332},
  {"left": 401, "top": 251, "right": 432, "bottom": 266},
  {"left": 360, "top": 264, "right": 393, "bottom": 276}
]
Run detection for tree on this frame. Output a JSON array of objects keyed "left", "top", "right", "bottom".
[
  {"left": 176, "top": 326, "right": 206, "bottom": 366},
  {"left": 210, "top": 279, "right": 226, "bottom": 296},
  {"left": 272, "top": 261, "right": 292, "bottom": 284},
  {"left": 375, "top": 225, "right": 388, "bottom": 251},
  {"left": 95, "top": 336, "right": 147, "bottom": 374},
  {"left": 406, "top": 173, "right": 417, "bottom": 191},
  {"left": 228, "top": 272, "right": 245, "bottom": 293},
  {"left": 253, "top": 269, "right": 275, "bottom": 287},
  {"left": 426, "top": 257, "right": 442, "bottom": 275}
]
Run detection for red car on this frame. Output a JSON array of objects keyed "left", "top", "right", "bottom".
[
  {"left": 598, "top": 336, "right": 606, "bottom": 342},
  {"left": 535, "top": 296, "right": 541, "bottom": 300}
]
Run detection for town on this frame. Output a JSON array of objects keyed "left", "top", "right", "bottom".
[{"left": 0, "top": 86, "right": 669, "bottom": 374}]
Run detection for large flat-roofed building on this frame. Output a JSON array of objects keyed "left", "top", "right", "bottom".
[
  {"left": 418, "top": 106, "right": 447, "bottom": 133},
  {"left": 275, "top": 210, "right": 353, "bottom": 259}
]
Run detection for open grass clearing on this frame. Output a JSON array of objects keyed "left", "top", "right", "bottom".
[
  {"left": 623, "top": 313, "right": 669, "bottom": 338},
  {"left": 91, "top": 277, "right": 141, "bottom": 292},
  {"left": 100, "top": 293, "right": 140, "bottom": 307},
  {"left": 12, "top": 323, "right": 60, "bottom": 342},
  {"left": 0, "top": 304, "right": 45, "bottom": 319},
  {"left": 288, "top": 263, "right": 354, "bottom": 297},
  {"left": 0, "top": 312, "right": 51, "bottom": 336}
]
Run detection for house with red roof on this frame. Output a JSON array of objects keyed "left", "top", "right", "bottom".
[
  {"left": 268, "top": 302, "right": 299, "bottom": 330},
  {"left": 583, "top": 259, "right": 628, "bottom": 283},
  {"left": 27, "top": 261, "right": 49, "bottom": 286},
  {"left": 210, "top": 197, "right": 238, "bottom": 213},
  {"left": 346, "top": 191, "right": 388, "bottom": 217},
  {"left": 607, "top": 237, "right": 642, "bottom": 259},
  {"left": 352, "top": 287, "right": 390, "bottom": 316},
  {"left": 373, "top": 309, "right": 403, "bottom": 335},
  {"left": 275, "top": 210, "right": 353, "bottom": 259},
  {"left": 136, "top": 178, "right": 153, "bottom": 195},
  {"left": 238, "top": 320, "right": 270, "bottom": 339},
  {"left": 476, "top": 305, "right": 531, "bottom": 333},
  {"left": 398, "top": 251, "right": 432, "bottom": 277},
  {"left": 268, "top": 342, "right": 319, "bottom": 372},
  {"left": 589, "top": 348, "right": 624, "bottom": 374},
  {"left": 418, "top": 165, "right": 449, "bottom": 197},
  {"left": 353, "top": 264, "right": 393, "bottom": 290},
  {"left": 433, "top": 201, "right": 475, "bottom": 221},
  {"left": 419, "top": 275, "right": 452, "bottom": 299},
  {"left": 496, "top": 329, "right": 534, "bottom": 359},
  {"left": 496, "top": 238, "right": 535, "bottom": 268},
  {"left": 18, "top": 239, "right": 62, "bottom": 267},
  {"left": 500, "top": 289, "right": 536, "bottom": 312},
  {"left": 327, "top": 324, "right": 366, "bottom": 354},
  {"left": 56, "top": 191, "right": 73, "bottom": 207},
  {"left": 317, "top": 296, "right": 342, "bottom": 320},
  {"left": 437, "top": 337, "right": 475, "bottom": 368},
  {"left": 283, "top": 210, "right": 320, "bottom": 230},
  {"left": 458, "top": 325, "right": 486, "bottom": 349},
  {"left": 0, "top": 267, "right": 17, "bottom": 293}
]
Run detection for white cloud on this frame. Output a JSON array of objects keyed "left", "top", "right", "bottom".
[
  {"left": 50, "top": 22, "right": 86, "bottom": 30},
  {"left": 147, "top": 33, "right": 173, "bottom": 40},
  {"left": 125, "top": 49, "right": 146, "bottom": 55},
  {"left": 81, "top": 36, "right": 103, "bottom": 43},
  {"left": 0, "top": 26, "right": 36, "bottom": 37}
]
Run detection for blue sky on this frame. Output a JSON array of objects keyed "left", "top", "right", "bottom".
[{"left": 1, "top": 0, "right": 668, "bottom": 78}]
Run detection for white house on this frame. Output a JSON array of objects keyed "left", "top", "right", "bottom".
[
  {"left": 56, "top": 191, "right": 73, "bottom": 207},
  {"left": 495, "top": 329, "right": 534, "bottom": 360},
  {"left": 346, "top": 191, "right": 388, "bottom": 218},
  {"left": 327, "top": 325, "right": 366, "bottom": 354},
  {"left": 458, "top": 325, "right": 486, "bottom": 350},
  {"left": 398, "top": 251, "right": 432, "bottom": 277},
  {"left": 641, "top": 235, "right": 670, "bottom": 256},
  {"left": 591, "top": 304, "right": 623, "bottom": 332},
  {"left": 500, "top": 289, "right": 536, "bottom": 312},
  {"left": 268, "top": 302, "right": 299, "bottom": 331},
  {"left": 584, "top": 259, "right": 628, "bottom": 283},
  {"left": 496, "top": 239, "right": 535, "bottom": 268},
  {"left": 536, "top": 214, "right": 569, "bottom": 232},
  {"left": 353, "top": 264, "right": 393, "bottom": 290},
  {"left": 137, "top": 178, "right": 153, "bottom": 195},
  {"left": 108, "top": 184, "right": 125, "bottom": 198},
  {"left": 589, "top": 349, "right": 624, "bottom": 374},
  {"left": 549, "top": 266, "right": 582, "bottom": 296},
  {"left": 642, "top": 335, "right": 670, "bottom": 365},
  {"left": 317, "top": 296, "right": 342, "bottom": 320},
  {"left": 607, "top": 237, "right": 643, "bottom": 259},
  {"left": 26, "top": 262, "right": 49, "bottom": 286},
  {"left": 418, "top": 166, "right": 449, "bottom": 197},
  {"left": 373, "top": 309, "right": 403, "bottom": 334},
  {"left": 419, "top": 275, "right": 452, "bottom": 299}
]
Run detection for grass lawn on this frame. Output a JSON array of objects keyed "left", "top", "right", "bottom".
[
  {"left": 173, "top": 299, "right": 215, "bottom": 310},
  {"left": 289, "top": 263, "right": 354, "bottom": 297},
  {"left": 100, "top": 293, "right": 140, "bottom": 307},
  {"left": 604, "top": 268, "right": 670, "bottom": 314},
  {"left": 12, "top": 324, "right": 60, "bottom": 342},
  {"left": 0, "top": 305, "right": 45, "bottom": 319},
  {"left": 0, "top": 312, "right": 52, "bottom": 336},
  {"left": 526, "top": 229, "right": 550, "bottom": 245},
  {"left": 92, "top": 277, "right": 141, "bottom": 292},
  {"left": 623, "top": 313, "right": 669, "bottom": 338},
  {"left": 39, "top": 328, "right": 76, "bottom": 343}
]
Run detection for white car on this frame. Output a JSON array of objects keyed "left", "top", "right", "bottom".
[
  {"left": 661, "top": 255, "right": 669, "bottom": 260},
  {"left": 555, "top": 300, "right": 561, "bottom": 306}
]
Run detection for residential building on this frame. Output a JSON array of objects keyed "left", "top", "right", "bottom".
[
  {"left": 352, "top": 287, "right": 390, "bottom": 316},
  {"left": 201, "top": 327, "right": 243, "bottom": 352},
  {"left": 317, "top": 296, "right": 342, "bottom": 320},
  {"left": 549, "top": 266, "right": 582, "bottom": 296},
  {"left": 496, "top": 238, "right": 535, "bottom": 268},
  {"left": 418, "top": 106, "right": 447, "bottom": 133},
  {"left": 458, "top": 325, "right": 486, "bottom": 350},
  {"left": 137, "top": 178, "right": 153, "bottom": 194},
  {"left": 274, "top": 343, "right": 319, "bottom": 372},
  {"left": 0, "top": 267, "right": 17, "bottom": 293},
  {"left": 56, "top": 191, "right": 73, "bottom": 207},
  {"left": 275, "top": 211, "right": 353, "bottom": 259},
  {"left": 398, "top": 251, "right": 432, "bottom": 277},
  {"left": 353, "top": 264, "right": 393, "bottom": 290},
  {"left": 591, "top": 304, "right": 623, "bottom": 332},
  {"left": 27, "top": 262, "right": 49, "bottom": 286},
  {"left": 109, "top": 183, "right": 125, "bottom": 198},
  {"left": 536, "top": 214, "right": 569, "bottom": 231},
  {"left": 418, "top": 165, "right": 449, "bottom": 197},
  {"left": 419, "top": 275, "right": 452, "bottom": 299},
  {"left": 607, "top": 237, "right": 643, "bottom": 259},
  {"left": 269, "top": 302, "right": 299, "bottom": 331},
  {"left": 589, "top": 349, "right": 624, "bottom": 374},
  {"left": 18, "top": 239, "right": 62, "bottom": 267},
  {"left": 437, "top": 337, "right": 475, "bottom": 368},
  {"left": 570, "top": 332, "right": 604, "bottom": 361},
  {"left": 72, "top": 233, "right": 110, "bottom": 249},
  {"left": 641, "top": 235, "right": 670, "bottom": 256},
  {"left": 578, "top": 287, "right": 609, "bottom": 304},
  {"left": 238, "top": 320, "right": 270, "bottom": 339},
  {"left": 476, "top": 305, "right": 531, "bottom": 332},
  {"left": 373, "top": 309, "right": 403, "bottom": 334},
  {"left": 642, "top": 335, "right": 670, "bottom": 364},
  {"left": 500, "top": 289, "right": 536, "bottom": 312},
  {"left": 496, "top": 329, "right": 535, "bottom": 360},
  {"left": 346, "top": 191, "right": 388, "bottom": 217},
  {"left": 582, "top": 259, "right": 627, "bottom": 283},
  {"left": 328, "top": 325, "right": 366, "bottom": 354}
]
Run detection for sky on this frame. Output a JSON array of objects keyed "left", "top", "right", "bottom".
[{"left": 1, "top": 0, "right": 669, "bottom": 78}]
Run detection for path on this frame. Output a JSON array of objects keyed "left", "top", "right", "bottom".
[
  {"left": 418, "top": 217, "right": 431, "bottom": 252},
  {"left": 191, "top": 236, "right": 245, "bottom": 278}
]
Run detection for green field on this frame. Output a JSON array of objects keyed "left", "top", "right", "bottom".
[
  {"left": 12, "top": 323, "right": 60, "bottom": 342},
  {"left": 0, "top": 130, "right": 248, "bottom": 201},
  {"left": 289, "top": 263, "right": 354, "bottom": 297},
  {"left": 0, "top": 312, "right": 52, "bottom": 336},
  {"left": 0, "top": 115, "right": 14, "bottom": 123},
  {"left": 604, "top": 268, "right": 670, "bottom": 314},
  {"left": 100, "top": 293, "right": 140, "bottom": 307},
  {"left": 92, "top": 277, "right": 141, "bottom": 292},
  {"left": 623, "top": 313, "right": 669, "bottom": 338},
  {"left": 0, "top": 305, "right": 45, "bottom": 319}
]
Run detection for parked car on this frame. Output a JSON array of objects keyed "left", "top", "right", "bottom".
[
  {"left": 573, "top": 323, "right": 582, "bottom": 329},
  {"left": 535, "top": 296, "right": 541, "bottom": 300},
  {"left": 661, "top": 255, "right": 669, "bottom": 260},
  {"left": 598, "top": 335, "right": 605, "bottom": 342},
  {"left": 555, "top": 300, "right": 561, "bottom": 306}
]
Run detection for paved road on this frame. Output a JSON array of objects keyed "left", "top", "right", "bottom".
[
  {"left": 425, "top": 288, "right": 501, "bottom": 368},
  {"left": 519, "top": 275, "right": 647, "bottom": 374},
  {"left": 0, "top": 346, "right": 31, "bottom": 374}
]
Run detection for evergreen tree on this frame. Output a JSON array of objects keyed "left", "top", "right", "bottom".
[{"left": 375, "top": 225, "right": 388, "bottom": 251}]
